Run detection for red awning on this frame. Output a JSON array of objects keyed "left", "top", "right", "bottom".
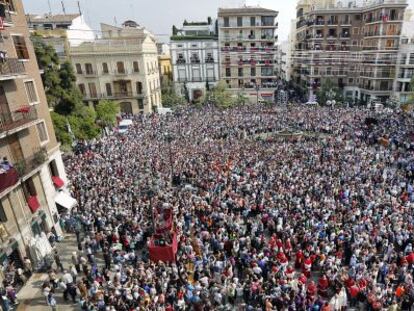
[
  {"left": 27, "top": 196, "right": 40, "bottom": 213},
  {"left": 15, "top": 106, "right": 30, "bottom": 113},
  {"left": 52, "top": 176, "right": 64, "bottom": 188}
]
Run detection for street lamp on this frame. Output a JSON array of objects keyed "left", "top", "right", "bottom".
[
  {"left": 164, "top": 132, "right": 175, "bottom": 184},
  {"left": 255, "top": 83, "right": 260, "bottom": 105}
]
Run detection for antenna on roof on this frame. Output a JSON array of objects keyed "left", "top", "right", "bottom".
[
  {"left": 61, "top": 1, "right": 66, "bottom": 15},
  {"left": 77, "top": 1, "right": 82, "bottom": 16},
  {"left": 47, "top": 0, "right": 52, "bottom": 15}
]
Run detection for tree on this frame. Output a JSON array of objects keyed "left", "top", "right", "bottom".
[
  {"left": 96, "top": 100, "right": 119, "bottom": 127},
  {"left": 316, "top": 80, "right": 343, "bottom": 106},
  {"left": 172, "top": 25, "right": 178, "bottom": 36},
  {"left": 161, "top": 80, "right": 186, "bottom": 108},
  {"left": 68, "top": 104, "right": 100, "bottom": 141},
  {"left": 51, "top": 112, "right": 72, "bottom": 147},
  {"left": 209, "top": 81, "right": 236, "bottom": 109},
  {"left": 236, "top": 92, "right": 248, "bottom": 105}
]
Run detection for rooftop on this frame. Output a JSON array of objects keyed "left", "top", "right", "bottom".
[
  {"left": 26, "top": 13, "right": 80, "bottom": 24},
  {"left": 218, "top": 6, "right": 278, "bottom": 17}
]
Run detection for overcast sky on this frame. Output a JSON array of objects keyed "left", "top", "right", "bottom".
[{"left": 23, "top": 0, "right": 414, "bottom": 42}]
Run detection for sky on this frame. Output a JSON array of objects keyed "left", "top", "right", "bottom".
[{"left": 23, "top": 0, "right": 414, "bottom": 42}]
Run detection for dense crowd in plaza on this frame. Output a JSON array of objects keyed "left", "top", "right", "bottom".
[{"left": 43, "top": 105, "right": 414, "bottom": 310}]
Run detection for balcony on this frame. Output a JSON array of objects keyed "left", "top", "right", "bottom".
[
  {"left": 190, "top": 58, "right": 201, "bottom": 64},
  {"left": 14, "top": 148, "right": 48, "bottom": 178},
  {"left": 108, "top": 92, "right": 134, "bottom": 99},
  {"left": 84, "top": 70, "right": 98, "bottom": 77},
  {"left": 113, "top": 69, "right": 131, "bottom": 76},
  {"left": 0, "top": 58, "right": 26, "bottom": 81},
  {"left": 0, "top": 106, "right": 38, "bottom": 135},
  {"left": 176, "top": 59, "right": 186, "bottom": 65},
  {"left": 205, "top": 58, "right": 215, "bottom": 64},
  {"left": 0, "top": 3, "right": 14, "bottom": 27}
]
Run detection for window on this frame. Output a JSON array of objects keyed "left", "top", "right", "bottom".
[
  {"left": 85, "top": 63, "right": 93, "bottom": 74},
  {"left": 410, "top": 53, "right": 414, "bottom": 65},
  {"left": 102, "top": 63, "right": 109, "bottom": 74},
  {"left": 49, "top": 160, "right": 59, "bottom": 177},
  {"left": 250, "top": 16, "right": 256, "bottom": 26},
  {"left": 117, "top": 61, "right": 125, "bottom": 74},
  {"left": 0, "top": 201, "right": 7, "bottom": 223},
  {"left": 88, "top": 83, "right": 97, "bottom": 98},
  {"left": 24, "top": 81, "right": 38, "bottom": 103},
  {"left": 13, "top": 36, "right": 29, "bottom": 59},
  {"left": 78, "top": 84, "right": 86, "bottom": 96},
  {"left": 225, "top": 68, "right": 231, "bottom": 77},
  {"left": 23, "top": 177, "right": 37, "bottom": 202},
  {"left": 224, "top": 17, "right": 229, "bottom": 27},
  {"left": 138, "top": 99, "right": 144, "bottom": 109},
  {"left": 36, "top": 122, "right": 48, "bottom": 143},
  {"left": 251, "top": 67, "right": 256, "bottom": 76},
  {"left": 75, "top": 63, "right": 82, "bottom": 74},
  {"left": 3, "top": 0, "right": 15, "bottom": 12},
  {"left": 237, "top": 17, "right": 243, "bottom": 27},
  {"left": 136, "top": 82, "right": 143, "bottom": 95},
  {"left": 133, "top": 61, "right": 139, "bottom": 73},
  {"left": 105, "top": 83, "right": 112, "bottom": 96},
  {"left": 238, "top": 67, "right": 243, "bottom": 77}
]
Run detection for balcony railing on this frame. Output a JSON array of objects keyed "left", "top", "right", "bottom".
[
  {"left": 176, "top": 59, "right": 186, "bottom": 65},
  {"left": 105, "top": 92, "right": 134, "bottom": 98},
  {"left": 15, "top": 148, "right": 48, "bottom": 178},
  {"left": 0, "top": 58, "right": 26, "bottom": 80},
  {"left": 84, "top": 70, "right": 97, "bottom": 77},
  {"left": 0, "top": 106, "right": 38, "bottom": 134},
  {"left": 190, "top": 59, "right": 200, "bottom": 64},
  {"left": 113, "top": 69, "right": 131, "bottom": 75},
  {"left": 205, "top": 58, "right": 215, "bottom": 63}
]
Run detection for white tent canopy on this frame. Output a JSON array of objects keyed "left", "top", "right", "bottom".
[{"left": 55, "top": 191, "right": 77, "bottom": 211}]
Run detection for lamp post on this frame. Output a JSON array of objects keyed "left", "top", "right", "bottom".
[
  {"left": 164, "top": 132, "right": 174, "bottom": 184},
  {"left": 255, "top": 83, "right": 260, "bottom": 105},
  {"left": 326, "top": 88, "right": 336, "bottom": 108}
]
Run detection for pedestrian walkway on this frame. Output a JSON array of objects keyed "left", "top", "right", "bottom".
[{"left": 16, "top": 234, "right": 80, "bottom": 311}]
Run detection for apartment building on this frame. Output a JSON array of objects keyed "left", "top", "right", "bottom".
[
  {"left": 293, "top": 0, "right": 408, "bottom": 104},
  {"left": 170, "top": 18, "right": 219, "bottom": 102},
  {"left": 26, "top": 13, "right": 94, "bottom": 59},
  {"left": 394, "top": 10, "right": 414, "bottom": 103},
  {"left": 217, "top": 7, "right": 279, "bottom": 102},
  {"left": 0, "top": 0, "right": 70, "bottom": 281},
  {"left": 70, "top": 21, "right": 162, "bottom": 114},
  {"left": 276, "top": 41, "right": 290, "bottom": 81}
]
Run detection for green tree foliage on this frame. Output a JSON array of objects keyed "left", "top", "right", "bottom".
[
  {"left": 209, "top": 81, "right": 236, "bottom": 109},
  {"left": 316, "top": 80, "right": 343, "bottom": 106},
  {"left": 96, "top": 100, "right": 120, "bottom": 127},
  {"left": 68, "top": 104, "right": 100, "bottom": 140},
  {"left": 32, "top": 36, "right": 101, "bottom": 146},
  {"left": 161, "top": 80, "right": 186, "bottom": 107},
  {"left": 50, "top": 112, "right": 72, "bottom": 146}
]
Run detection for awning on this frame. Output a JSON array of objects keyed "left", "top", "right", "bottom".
[
  {"left": 51, "top": 176, "right": 64, "bottom": 188},
  {"left": 27, "top": 196, "right": 40, "bottom": 213},
  {"left": 55, "top": 191, "right": 77, "bottom": 211}
]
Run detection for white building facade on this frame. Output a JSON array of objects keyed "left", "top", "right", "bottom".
[
  {"left": 70, "top": 22, "right": 162, "bottom": 114},
  {"left": 394, "top": 10, "right": 414, "bottom": 104},
  {"left": 171, "top": 20, "right": 219, "bottom": 102}
]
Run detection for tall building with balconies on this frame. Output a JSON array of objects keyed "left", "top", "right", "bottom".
[
  {"left": 218, "top": 6, "right": 279, "bottom": 103},
  {"left": 170, "top": 18, "right": 219, "bottom": 102},
  {"left": 69, "top": 21, "right": 162, "bottom": 114},
  {"left": 0, "top": 0, "right": 70, "bottom": 280},
  {"left": 394, "top": 9, "right": 414, "bottom": 104},
  {"left": 293, "top": 0, "right": 408, "bottom": 104}
]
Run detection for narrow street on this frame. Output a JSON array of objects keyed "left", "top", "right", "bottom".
[{"left": 16, "top": 234, "right": 80, "bottom": 311}]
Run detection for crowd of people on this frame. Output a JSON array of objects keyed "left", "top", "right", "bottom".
[{"left": 47, "top": 105, "right": 414, "bottom": 310}]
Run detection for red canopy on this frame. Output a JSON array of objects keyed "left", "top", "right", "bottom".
[
  {"left": 27, "top": 196, "right": 40, "bottom": 213},
  {"left": 52, "top": 176, "right": 64, "bottom": 188}
]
